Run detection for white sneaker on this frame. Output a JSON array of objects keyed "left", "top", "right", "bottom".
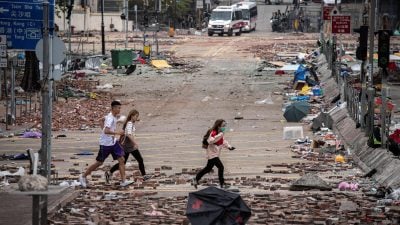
[
  {"left": 79, "top": 174, "right": 87, "bottom": 188},
  {"left": 120, "top": 180, "right": 134, "bottom": 187}
]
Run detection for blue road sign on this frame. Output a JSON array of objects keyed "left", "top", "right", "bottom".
[{"left": 0, "top": 0, "right": 55, "bottom": 50}]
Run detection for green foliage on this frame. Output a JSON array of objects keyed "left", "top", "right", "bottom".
[{"left": 55, "top": 0, "right": 68, "bottom": 18}]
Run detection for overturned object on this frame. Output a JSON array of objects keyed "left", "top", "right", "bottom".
[
  {"left": 18, "top": 175, "right": 48, "bottom": 192},
  {"left": 290, "top": 173, "right": 332, "bottom": 191}
]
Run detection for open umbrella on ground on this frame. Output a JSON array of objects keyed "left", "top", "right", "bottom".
[
  {"left": 284, "top": 101, "right": 310, "bottom": 122},
  {"left": 186, "top": 186, "right": 251, "bottom": 225}
]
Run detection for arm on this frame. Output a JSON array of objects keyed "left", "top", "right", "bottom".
[
  {"left": 104, "top": 127, "right": 124, "bottom": 136},
  {"left": 125, "top": 135, "right": 139, "bottom": 149},
  {"left": 103, "top": 116, "right": 123, "bottom": 136},
  {"left": 207, "top": 132, "right": 224, "bottom": 144},
  {"left": 222, "top": 139, "right": 232, "bottom": 149},
  {"left": 124, "top": 122, "right": 138, "bottom": 148}
]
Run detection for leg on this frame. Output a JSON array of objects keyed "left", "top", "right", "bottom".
[
  {"left": 110, "top": 151, "right": 129, "bottom": 174},
  {"left": 132, "top": 150, "right": 146, "bottom": 176},
  {"left": 83, "top": 161, "right": 103, "bottom": 177},
  {"left": 195, "top": 158, "right": 217, "bottom": 183},
  {"left": 214, "top": 157, "right": 225, "bottom": 187},
  {"left": 118, "top": 156, "right": 126, "bottom": 182}
]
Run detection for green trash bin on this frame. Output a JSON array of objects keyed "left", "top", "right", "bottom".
[{"left": 111, "top": 49, "right": 133, "bottom": 69}]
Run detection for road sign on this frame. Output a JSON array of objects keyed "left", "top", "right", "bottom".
[
  {"left": 35, "top": 35, "right": 66, "bottom": 64},
  {"left": 323, "top": 6, "right": 334, "bottom": 20},
  {"left": 331, "top": 15, "right": 351, "bottom": 34},
  {"left": 0, "top": 0, "right": 55, "bottom": 50}
]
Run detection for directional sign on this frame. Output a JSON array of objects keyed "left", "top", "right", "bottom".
[
  {"left": 331, "top": 15, "right": 351, "bottom": 34},
  {"left": 0, "top": 0, "right": 55, "bottom": 50}
]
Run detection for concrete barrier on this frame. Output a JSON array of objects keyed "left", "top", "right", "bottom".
[{"left": 318, "top": 54, "right": 400, "bottom": 189}]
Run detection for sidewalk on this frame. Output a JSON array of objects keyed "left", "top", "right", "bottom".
[{"left": 0, "top": 186, "right": 77, "bottom": 225}]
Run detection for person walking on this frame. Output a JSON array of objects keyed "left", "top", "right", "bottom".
[
  {"left": 79, "top": 101, "right": 133, "bottom": 188},
  {"left": 193, "top": 119, "right": 235, "bottom": 189},
  {"left": 105, "top": 109, "right": 152, "bottom": 183}
]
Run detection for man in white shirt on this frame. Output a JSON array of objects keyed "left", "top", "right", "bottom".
[{"left": 79, "top": 101, "right": 133, "bottom": 187}]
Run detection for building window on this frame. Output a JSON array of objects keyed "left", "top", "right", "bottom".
[{"left": 97, "top": 0, "right": 123, "bottom": 12}]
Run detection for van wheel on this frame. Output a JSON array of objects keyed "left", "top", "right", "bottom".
[
  {"left": 235, "top": 29, "right": 241, "bottom": 36},
  {"left": 208, "top": 32, "right": 213, "bottom": 36},
  {"left": 227, "top": 29, "right": 233, "bottom": 36},
  {"left": 218, "top": 33, "right": 223, "bottom": 36}
]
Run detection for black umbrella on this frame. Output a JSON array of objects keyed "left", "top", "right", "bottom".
[
  {"left": 186, "top": 186, "right": 251, "bottom": 225},
  {"left": 283, "top": 101, "right": 310, "bottom": 122}
]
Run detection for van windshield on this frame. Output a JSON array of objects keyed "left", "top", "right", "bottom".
[
  {"left": 210, "top": 11, "right": 232, "bottom": 21},
  {"left": 242, "top": 9, "right": 250, "bottom": 20}
]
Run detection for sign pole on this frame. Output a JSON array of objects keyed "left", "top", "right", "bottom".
[
  {"left": 35, "top": 1, "right": 51, "bottom": 224},
  {"left": 10, "top": 61, "right": 15, "bottom": 124},
  {"left": 101, "top": 0, "right": 105, "bottom": 55},
  {"left": 366, "top": 0, "right": 376, "bottom": 136},
  {"left": 135, "top": 5, "right": 138, "bottom": 32}
]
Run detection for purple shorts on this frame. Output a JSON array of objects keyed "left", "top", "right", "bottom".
[{"left": 95, "top": 142, "right": 124, "bottom": 162}]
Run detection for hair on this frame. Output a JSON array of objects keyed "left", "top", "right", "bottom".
[
  {"left": 123, "top": 109, "right": 139, "bottom": 130},
  {"left": 111, "top": 100, "right": 121, "bottom": 108},
  {"left": 210, "top": 119, "right": 226, "bottom": 134}
]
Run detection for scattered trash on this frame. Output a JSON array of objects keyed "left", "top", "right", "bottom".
[
  {"left": 0, "top": 167, "right": 25, "bottom": 177},
  {"left": 283, "top": 126, "right": 304, "bottom": 140},
  {"left": 335, "top": 155, "right": 346, "bottom": 163},
  {"left": 18, "top": 174, "right": 48, "bottom": 192},
  {"left": 59, "top": 180, "right": 81, "bottom": 187},
  {"left": 21, "top": 131, "right": 42, "bottom": 139},
  {"left": 201, "top": 96, "right": 212, "bottom": 102},
  {"left": 75, "top": 151, "right": 94, "bottom": 156},
  {"left": 96, "top": 83, "right": 113, "bottom": 89},
  {"left": 151, "top": 60, "right": 172, "bottom": 69},
  {"left": 283, "top": 101, "right": 310, "bottom": 122},
  {"left": 338, "top": 182, "right": 358, "bottom": 191},
  {"left": 255, "top": 94, "right": 274, "bottom": 105},
  {"left": 143, "top": 204, "right": 165, "bottom": 216},
  {"left": 386, "top": 189, "right": 400, "bottom": 200},
  {"left": 56, "top": 134, "right": 67, "bottom": 138},
  {"left": 290, "top": 173, "right": 332, "bottom": 191}
]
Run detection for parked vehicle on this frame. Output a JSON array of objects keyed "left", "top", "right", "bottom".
[
  {"left": 208, "top": 6, "right": 244, "bottom": 36},
  {"left": 234, "top": 1, "right": 258, "bottom": 32}
]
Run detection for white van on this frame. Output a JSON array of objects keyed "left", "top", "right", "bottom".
[{"left": 207, "top": 6, "right": 244, "bottom": 36}]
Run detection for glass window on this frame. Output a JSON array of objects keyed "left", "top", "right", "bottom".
[
  {"left": 98, "top": 0, "right": 123, "bottom": 12},
  {"left": 210, "top": 11, "right": 232, "bottom": 20},
  {"left": 242, "top": 9, "right": 250, "bottom": 20}
]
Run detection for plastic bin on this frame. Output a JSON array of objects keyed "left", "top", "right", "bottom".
[
  {"left": 111, "top": 49, "right": 133, "bottom": 68},
  {"left": 283, "top": 126, "right": 304, "bottom": 140}
]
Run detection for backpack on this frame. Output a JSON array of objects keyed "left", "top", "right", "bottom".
[{"left": 202, "top": 129, "right": 211, "bottom": 149}]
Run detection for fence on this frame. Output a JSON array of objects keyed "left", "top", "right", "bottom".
[{"left": 320, "top": 36, "right": 393, "bottom": 149}]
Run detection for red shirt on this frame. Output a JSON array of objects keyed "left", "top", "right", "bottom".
[{"left": 210, "top": 130, "right": 224, "bottom": 146}]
